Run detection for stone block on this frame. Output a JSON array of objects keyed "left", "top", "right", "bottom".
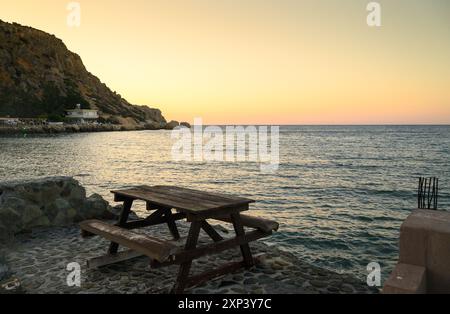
[
  {"left": 383, "top": 263, "right": 426, "bottom": 294},
  {"left": 391, "top": 209, "right": 450, "bottom": 293}
]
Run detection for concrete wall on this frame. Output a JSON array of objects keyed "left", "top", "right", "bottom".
[{"left": 384, "top": 209, "right": 450, "bottom": 294}]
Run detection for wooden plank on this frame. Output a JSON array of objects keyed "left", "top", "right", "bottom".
[
  {"left": 151, "top": 229, "right": 270, "bottom": 268},
  {"left": 87, "top": 250, "right": 144, "bottom": 269},
  {"left": 214, "top": 214, "right": 279, "bottom": 233},
  {"left": 152, "top": 188, "right": 252, "bottom": 211},
  {"left": 186, "top": 205, "right": 248, "bottom": 222},
  {"left": 146, "top": 203, "right": 172, "bottom": 211},
  {"left": 112, "top": 186, "right": 219, "bottom": 206},
  {"left": 80, "top": 220, "right": 178, "bottom": 262},
  {"left": 109, "top": 198, "right": 133, "bottom": 254},
  {"left": 113, "top": 185, "right": 254, "bottom": 208},
  {"left": 201, "top": 221, "right": 224, "bottom": 242},
  {"left": 142, "top": 189, "right": 239, "bottom": 212},
  {"left": 115, "top": 190, "right": 220, "bottom": 212},
  {"left": 111, "top": 186, "right": 255, "bottom": 214},
  {"left": 121, "top": 212, "right": 186, "bottom": 230},
  {"left": 113, "top": 188, "right": 209, "bottom": 210},
  {"left": 152, "top": 191, "right": 227, "bottom": 210},
  {"left": 151, "top": 185, "right": 253, "bottom": 204},
  {"left": 120, "top": 207, "right": 165, "bottom": 230}
]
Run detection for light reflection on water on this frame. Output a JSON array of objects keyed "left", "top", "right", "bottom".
[{"left": 1, "top": 125, "right": 449, "bottom": 280}]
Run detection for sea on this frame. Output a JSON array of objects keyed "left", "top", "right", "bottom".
[{"left": 1, "top": 125, "right": 449, "bottom": 281}]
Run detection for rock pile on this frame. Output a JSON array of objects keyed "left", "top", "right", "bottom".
[{"left": 0, "top": 177, "right": 115, "bottom": 243}]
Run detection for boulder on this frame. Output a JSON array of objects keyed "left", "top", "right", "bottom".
[
  {"left": 109, "top": 204, "right": 139, "bottom": 220},
  {"left": 0, "top": 177, "right": 116, "bottom": 243},
  {"left": 64, "top": 184, "right": 87, "bottom": 206},
  {"left": 144, "top": 120, "right": 164, "bottom": 130},
  {"left": 0, "top": 207, "right": 22, "bottom": 235},
  {"left": 109, "top": 204, "right": 124, "bottom": 217},
  {"left": 0, "top": 221, "right": 13, "bottom": 244},
  {"left": 53, "top": 207, "right": 78, "bottom": 226},
  {"left": 21, "top": 204, "right": 49, "bottom": 230},
  {"left": 48, "top": 198, "right": 75, "bottom": 226},
  {"left": 165, "top": 120, "right": 180, "bottom": 130},
  {"left": 80, "top": 193, "right": 115, "bottom": 221},
  {"left": 30, "top": 215, "right": 51, "bottom": 229},
  {"left": 180, "top": 122, "right": 191, "bottom": 128},
  {"left": 44, "top": 198, "right": 69, "bottom": 222}
]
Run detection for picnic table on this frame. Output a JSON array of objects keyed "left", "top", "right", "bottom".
[{"left": 80, "top": 185, "right": 279, "bottom": 293}]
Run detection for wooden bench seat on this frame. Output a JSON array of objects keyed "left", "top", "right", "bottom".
[
  {"left": 80, "top": 220, "right": 178, "bottom": 263},
  {"left": 214, "top": 214, "right": 279, "bottom": 233}
]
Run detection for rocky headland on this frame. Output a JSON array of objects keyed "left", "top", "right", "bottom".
[{"left": 0, "top": 20, "right": 190, "bottom": 133}]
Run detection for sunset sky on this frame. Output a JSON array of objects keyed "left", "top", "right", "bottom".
[{"left": 2, "top": 0, "right": 450, "bottom": 124}]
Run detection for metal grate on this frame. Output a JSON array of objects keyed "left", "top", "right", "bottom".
[{"left": 418, "top": 177, "right": 439, "bottom": 210}]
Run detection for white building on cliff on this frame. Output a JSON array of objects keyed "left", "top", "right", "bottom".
[{"left": 65, "top": 104, "right": 99, "bottom": 123}]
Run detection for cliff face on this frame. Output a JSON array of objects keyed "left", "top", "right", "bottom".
[{"left": 0, "top": 20, "right": 166, "bottom": 125}]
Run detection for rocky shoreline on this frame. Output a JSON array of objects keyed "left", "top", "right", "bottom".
[
  {"left": 0, "top": 121, "right": 190, "bottom": 135},
  {"left": 0, "top": 176, "right": 379, "bottom": 294}
]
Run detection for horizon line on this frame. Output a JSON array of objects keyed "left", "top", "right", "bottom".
[{"left": 196, "top": 123, "right": 450, "bottom": 126}]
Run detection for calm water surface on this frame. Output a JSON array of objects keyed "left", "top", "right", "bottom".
[{"left": 1, "top": 125, "right": 449, "bottom": 280}]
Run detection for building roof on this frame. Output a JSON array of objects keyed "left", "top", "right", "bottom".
[{"left": 66, "top": 109, "right": 98, "bottom": 112}]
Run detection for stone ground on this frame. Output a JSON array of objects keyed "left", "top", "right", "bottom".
[{"left": 0, "top": 222, "right": 379, "bottom": 294}]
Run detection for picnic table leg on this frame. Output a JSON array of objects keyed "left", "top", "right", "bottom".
[
  {"left": 201, "top": 221, "right": 224, "bottom": 242},
  {"left": 108, "top": 198, "right": 133, "bottom": 255},
  {"left": 163, "top": 208, "right": 181, "bottom": 240},
  {"left": 172, "top": 220, "right": 202, "bottom": 294},
  {"left": 230, "top": 213, "right": 255, "bottom": 268}
]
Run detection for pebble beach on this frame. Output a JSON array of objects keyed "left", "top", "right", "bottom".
[{"left": 1, "top": 222, "right": 378, "bottom": 294}]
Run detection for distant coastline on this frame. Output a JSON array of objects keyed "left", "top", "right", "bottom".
[
  {"left": 0, "top": 124, "right": 151, "bottom": 135},
  {"left": 1, "top": 123, "right": 448, "bottom": 136},
  {"left": 0, "top": 120, "right": 190, "bottom": 135}
]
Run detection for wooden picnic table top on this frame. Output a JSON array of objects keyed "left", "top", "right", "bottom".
[{"left": 111, "top": 185, "right": 255, "bottom": 215}]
